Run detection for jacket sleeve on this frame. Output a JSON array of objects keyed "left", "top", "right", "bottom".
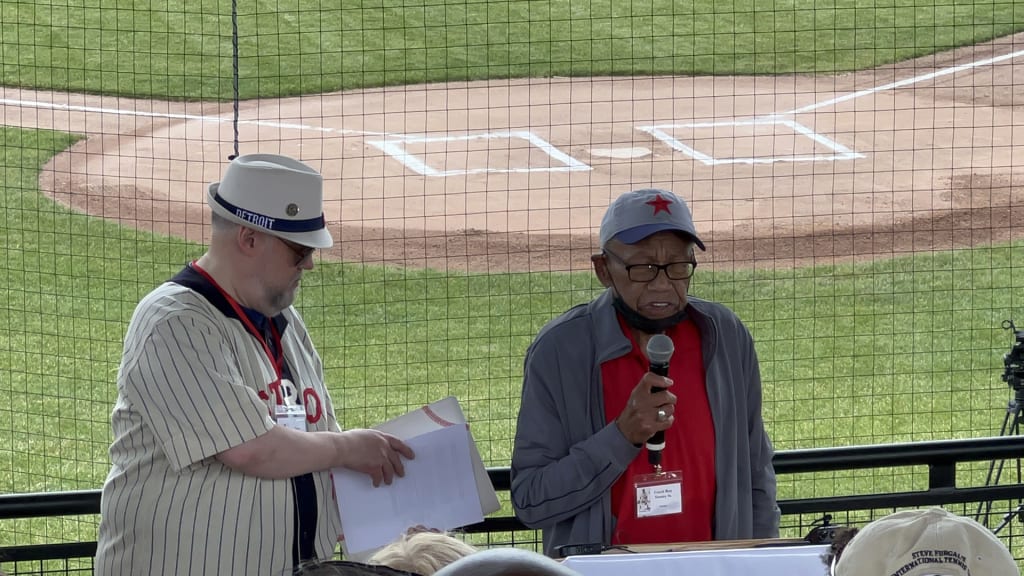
[
  {"left": 510, "top": 335, "right": 640, "bottom": 529},
  {"left": 743, "top": 324, "right": 782, "bottom": 537}
]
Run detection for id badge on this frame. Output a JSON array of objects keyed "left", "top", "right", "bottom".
[
  {"left": 275, "top": 404, "right": 307, "bottom": 432},
  {"left": 634, "top": 470, "right": 683, "bottom": 518}
]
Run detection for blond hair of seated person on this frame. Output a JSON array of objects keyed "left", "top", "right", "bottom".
[{"left": 369, "top": 530, "right": 478, "bottom": 575}]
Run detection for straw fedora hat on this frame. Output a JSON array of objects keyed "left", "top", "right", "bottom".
[{"left": 207, "top": 154, "right": 334, "bottom": 249}]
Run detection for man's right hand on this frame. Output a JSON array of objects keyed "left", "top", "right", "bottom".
[
  {"left": 615, "top": 372, "right": 677, "bottom": 446},
  {"left": 336, "top": 429, "right": 416, "bottom": 487}
]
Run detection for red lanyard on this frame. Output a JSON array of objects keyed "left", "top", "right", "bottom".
[{"left": 190, "top": 261, "right": 284, "bottom": 379}]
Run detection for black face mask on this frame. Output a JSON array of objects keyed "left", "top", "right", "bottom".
[{"left": 612, "top": 294, "right": 687, "bottom": 334}]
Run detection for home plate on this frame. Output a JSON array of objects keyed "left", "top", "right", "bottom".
[{"left": 588, "top": 147, "right": 651, "bottom": 159}]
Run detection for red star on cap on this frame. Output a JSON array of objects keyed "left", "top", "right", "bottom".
[{"left": 646, "top": 194, "right": 673, "bottom": 215}]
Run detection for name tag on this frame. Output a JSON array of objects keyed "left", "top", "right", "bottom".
[
  {"left": 635, "top": 471, "right": 683, "bottom": 518},
  {"left": 276, "top": 405, "right": 307, "bottom": 432}
]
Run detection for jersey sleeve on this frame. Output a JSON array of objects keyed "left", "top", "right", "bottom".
[{"left": 120, "top": 312, "right": 276, "bottom": 472}]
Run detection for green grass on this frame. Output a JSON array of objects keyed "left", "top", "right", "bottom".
[
  {"left": 1, "top": 0, "right": 1022, "bottom": 100},
  {"left": 5, "top": 125, "right": 1024, "bottom": 558}
]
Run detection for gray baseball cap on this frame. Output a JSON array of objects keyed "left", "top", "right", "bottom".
[{"left": 598, "top": 188, "right": 705, "bottom": 250}]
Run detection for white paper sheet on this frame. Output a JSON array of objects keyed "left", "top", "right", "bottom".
[
  {"left": 332, "top": 423, "right": 484, "bottom": 556},
  {"left": 373, "top": 396, "right": 500, "bottom": 516}
]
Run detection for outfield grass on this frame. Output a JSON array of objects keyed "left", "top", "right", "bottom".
[
  {"left": 1, "top": 0, "right": 1022, "bottom": 100},
  {"left": 5, "top": 126, "right": 1024, "bottom": 554}
]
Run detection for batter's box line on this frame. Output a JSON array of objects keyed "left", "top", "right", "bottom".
[
  {"left": 366, "top": 130, "right": 592, "bottom": 177},
  {"left": 636, "top": 118, "right": 865, "bottom": 166}
]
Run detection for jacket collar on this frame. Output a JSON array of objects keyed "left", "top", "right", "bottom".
[{"left": 589, "top": 290, "right": 632, "bottom": 364}]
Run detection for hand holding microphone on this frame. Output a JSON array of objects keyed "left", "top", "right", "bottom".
[
  {"left": 614, "top": 334, "right": 677, "bottom": 453},
  {"left": 644, "top": 334, "right": 674, "bottom": 469}
]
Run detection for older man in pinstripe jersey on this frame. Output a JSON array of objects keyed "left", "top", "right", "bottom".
[{"left": 95, "top": 154, "right": 415, "bottom": 575}]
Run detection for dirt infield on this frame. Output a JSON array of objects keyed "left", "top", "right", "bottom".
[{"left": 3, "top": 32, "right": 1024, "bottom": 273}]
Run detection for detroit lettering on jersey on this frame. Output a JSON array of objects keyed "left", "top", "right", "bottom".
[
  {"left": 235, "top": 207, "right": 276, "bottom": 229},
  {"left": 180, "top": 263, "right": 325, "bottom": 425},
  {"left": 258, "top": 380, "right": 324, "bottom": 424}
]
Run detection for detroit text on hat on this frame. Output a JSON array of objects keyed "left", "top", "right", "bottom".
[{"left": 235, "top": 208, "right": 275, "bottom": 230}]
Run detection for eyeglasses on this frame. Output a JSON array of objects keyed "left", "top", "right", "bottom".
[
  {"left": 276, "top": 236, "right": 316, "bottom": 266},
  {"left": 603, "top": 249, "right": 696, "bottom": 282}
]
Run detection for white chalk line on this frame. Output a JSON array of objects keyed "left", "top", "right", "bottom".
[
  {"left": 681, "top": 45, "right": 1024, "bottom": 163},
  {"left": 637, "top": 119, "right": 864, "bottom": 165},
  {"left": 2, "top": 44, "right": 1022, "bottom": 172},
  {"left": 783, "top": 47, "right": 1024, "bottom": 115},
  {"left": 366, "top": 130, "right": 592, "bottom": 176},
  {"left": 4, "top": 44, "right": 1021, "bottom": 134},
  {"left": 0, "top": 97, "right": 393, "bottom": 138},
  {"left": 0, "top": 95, "right": 595, "bottom": 174}
]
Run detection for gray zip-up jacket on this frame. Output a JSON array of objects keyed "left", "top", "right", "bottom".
[{"left": 510, "top": 290, "right": 780, "bottom": 556}]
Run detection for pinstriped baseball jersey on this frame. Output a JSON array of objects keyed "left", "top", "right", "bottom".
[{"left": 95, "top": 265, "right": 343, "bottom": 576}]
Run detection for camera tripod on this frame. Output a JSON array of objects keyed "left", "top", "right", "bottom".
[{"left": 974, "top": 320, "right": 1024, "bottom": 534}]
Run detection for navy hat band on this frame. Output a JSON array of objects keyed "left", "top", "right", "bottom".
[{"left": 212, "top": 192, "right": 325, "bottom": 233}]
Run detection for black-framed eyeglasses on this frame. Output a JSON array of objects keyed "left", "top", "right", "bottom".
[
  {"left": 603, "top": 249, "right": 696, "bottom": 282},
  {"left": 276, "top": 236, "right": 316, "bottom": 265}
]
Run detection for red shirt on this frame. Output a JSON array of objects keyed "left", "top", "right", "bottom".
[{"left": 602, "top": 315, "right": 717, "bottom": 545}]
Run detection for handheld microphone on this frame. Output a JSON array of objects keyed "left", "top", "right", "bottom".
[{"left": 645, "top": 334, "right": 674, "bottom": 470}]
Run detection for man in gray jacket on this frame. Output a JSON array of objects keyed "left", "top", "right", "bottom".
[{"left": 510, "top": 188, "right": 780, "bottom": 557}]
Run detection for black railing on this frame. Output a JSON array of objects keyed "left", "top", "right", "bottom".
[{"left": 4, "top": 436, "right": 1024, "bottom": 571}]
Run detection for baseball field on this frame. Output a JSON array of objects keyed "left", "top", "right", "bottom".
[{"left": 2, "top": 0, "right": 1024, "bottom": 554}]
